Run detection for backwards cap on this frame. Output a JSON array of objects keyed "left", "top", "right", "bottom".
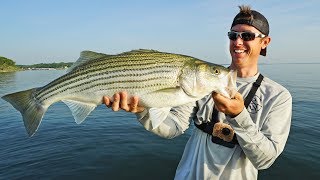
[{"left": 231, "top": 5, "right": 269, "bottom": 56}]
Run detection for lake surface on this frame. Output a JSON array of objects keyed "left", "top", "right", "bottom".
[{"left": 0, "top": 63, "right": 319, "bottom": 179}]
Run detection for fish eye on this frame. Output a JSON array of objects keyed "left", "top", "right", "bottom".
[{"left": 213, "top": 68, "right": 220, "bottom": 75}]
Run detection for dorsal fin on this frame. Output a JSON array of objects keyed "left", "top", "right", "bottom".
[
  {"left": 118, "top": 49, "right": 160, "bottom": 55},
  {"left": 67, "top": 51, "right": 111, "bottom": 72}
]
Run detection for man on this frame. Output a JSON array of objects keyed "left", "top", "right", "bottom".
[{"left": 103, "top": 5, "right": 292, "bottom": 180}]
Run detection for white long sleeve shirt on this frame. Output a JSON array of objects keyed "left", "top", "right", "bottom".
[{"left": 136, "top": 73, "right": 292, "bottom": 180}]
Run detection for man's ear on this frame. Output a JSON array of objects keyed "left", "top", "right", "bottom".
[{"left": 261, "top": 36, "right": 271, "bottom": 49}]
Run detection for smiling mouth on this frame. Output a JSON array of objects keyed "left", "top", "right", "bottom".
[{"left": 234, "top": 49, "right": 246, "bottom": 54}]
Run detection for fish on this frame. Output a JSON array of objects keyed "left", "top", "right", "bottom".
[{"left": 2, "top": 49, "right": 237, "bottom": 136}]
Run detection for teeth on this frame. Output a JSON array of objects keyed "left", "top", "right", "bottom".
[{"left": 234, "top": 49, "right": 245, "bottom": 53}]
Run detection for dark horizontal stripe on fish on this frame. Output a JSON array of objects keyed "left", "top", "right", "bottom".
[
  {"left": 73, "top": 78, "right": 177, "bottom": 95},
  {"left": 77, "top": 52, "right": 188, "bottom": 66},
  {"left": 75, "top": 53, "right": 188, "bottom": 68},
  {"left": 38, "top": 57, "right": 182, "bottom": 97},
  {"left": 70, "top": 61, "right": 182, "bottom": 82},
  {"left": 36, "top": 65, "right": 178, "bottom": 99},
  {"left": 37, "top": 69, "right": 177, "bottom": 101},
  {"left": 35, "top": 61, "right": 169, "bottom": 94},
  {"left": 39, "top": 76, "right": 176, "bottom": 101},
  {"left": 69, "top": 54, "right": 187, "bottom": 78},
  {"left": 56, "top": 52, "right": 195, "bottom": 90},
  {"left": 36, "top": 63, "right": 181, "bottom": 98}
]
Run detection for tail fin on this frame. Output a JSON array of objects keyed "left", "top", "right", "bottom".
[{"left": 2, "top": 88, "right": 47, "bottom": 136}]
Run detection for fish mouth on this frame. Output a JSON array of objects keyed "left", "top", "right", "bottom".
[{"left": 216, "top": 70, "right": 237, "bottom": 98}]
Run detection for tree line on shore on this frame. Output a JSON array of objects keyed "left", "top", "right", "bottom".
[
  {"left": 0, "top": 56, "right": 20, "bottom": 72},
  {"left": 18, "top": 62, "right": 73, "bottom": 69},
  {"left": 0, "top": 56, "right": 73, "bottom": 72},
  {"left": 0, "top": 56, "right": 16, "bottom": 66}
]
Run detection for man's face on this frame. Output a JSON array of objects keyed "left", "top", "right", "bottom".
[{"left": 229, "top": 24, "right": 270, "bottom": 68}]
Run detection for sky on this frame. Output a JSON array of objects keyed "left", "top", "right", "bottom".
[{"left": 0, "top": 0, "right": 319, "bottom": 65}]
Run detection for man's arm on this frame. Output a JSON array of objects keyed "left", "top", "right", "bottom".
[
  {"left": 136, "top": 103, "right": 197, "bottom": 139},
  {"left": 103, "top": 92, "right": 197, "bottom": 139}
]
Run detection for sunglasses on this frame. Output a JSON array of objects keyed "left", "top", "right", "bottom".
[{"left": 228, "top": 31, "right": 266, "bottom": 41}]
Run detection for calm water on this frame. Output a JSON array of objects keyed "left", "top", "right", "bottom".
[{"left": 0, "top": 63, "right": 319, "bottom": 179}]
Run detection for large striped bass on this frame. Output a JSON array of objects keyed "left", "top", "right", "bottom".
[{"left": 2, "top": 49, "right": 236, "bottom": 136}]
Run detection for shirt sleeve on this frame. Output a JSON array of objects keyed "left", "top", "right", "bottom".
[
  {"left": 135, "top": 102, "right": 197, "bottom": 139},
  {"left": 228, "top": 91, "right": 292, "bottom": 169}
]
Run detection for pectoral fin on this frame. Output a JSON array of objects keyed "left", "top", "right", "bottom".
[
  {"left": 149, "top": 107, "right": 171, "bottom": 129},
  {"left": 62, "top": 100, "right": 97, "bottom": 124}
]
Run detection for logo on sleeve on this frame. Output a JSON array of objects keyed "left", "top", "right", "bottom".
[{"left": 247, "top": 95, "right": 262, "bottom": 114}]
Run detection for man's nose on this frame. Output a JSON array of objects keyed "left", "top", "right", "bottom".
[{"left": 233, "top": 36, "right": 244, "bottom": 45}]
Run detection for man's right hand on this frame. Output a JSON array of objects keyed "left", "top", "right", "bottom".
[{"left": 103, "top": 91, "right": 145, "bottom": 113}]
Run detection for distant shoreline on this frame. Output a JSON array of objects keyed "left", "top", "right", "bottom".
[
  {"left": 0, "top": 67, "right": 68, "bottom": 73},
  {"left": 0, "top": 62, "right": 73, "bottom": 73},
  {"left": 21, "top": 67, "right": 68, "bottom": 71},
  {"left": 17, "top": 62, "right": 73, "bottom": 69}
]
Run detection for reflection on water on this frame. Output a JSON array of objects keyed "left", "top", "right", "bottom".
[
  {"left": 0, "top": 70, "right": 66, "bottom": 95},
  {"left": 0, "top": 72, "right": 17, "bottom": 94}
]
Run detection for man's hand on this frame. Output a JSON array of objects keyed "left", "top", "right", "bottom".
[
  {"left": 212, "top": 91, "right": 244, "bottom": 118},
  {"left": 103, "top": 91, "right": 145, "bottom": 113}
]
